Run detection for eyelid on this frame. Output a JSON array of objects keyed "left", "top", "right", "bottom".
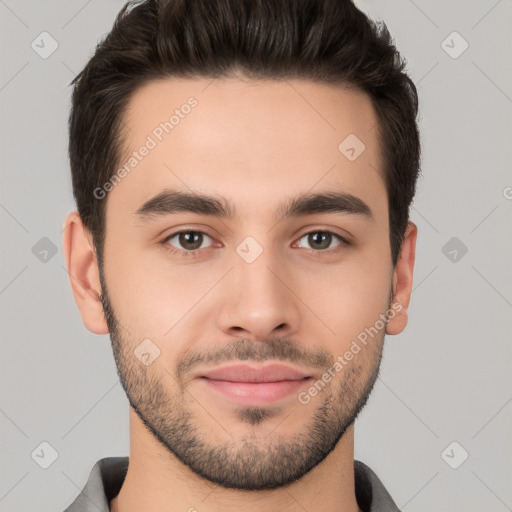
[
  {"left": 162, "top": 228, "right": 217, "bottom": 255},
  {"left": 295, "top": 231, "right": 347, "bottom": 247},
  {"left": 294, "top": 225, "right": 352, "bottom": 243}
]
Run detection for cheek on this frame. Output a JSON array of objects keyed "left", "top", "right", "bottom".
[
  {"left": 298, "top": 252, "right": 392, "bottom": 344},
  {"left": 105, "top": 248, "right": 219, "bottom": 339}
]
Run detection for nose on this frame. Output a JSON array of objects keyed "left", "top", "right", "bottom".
[{"left": 216, "top": 244, "right": 301, "bottom": 342}]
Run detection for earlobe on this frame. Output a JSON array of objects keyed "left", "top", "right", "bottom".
[
  {"left": 62, "top": 211, "right": 109, "bottom": 335},
  {"left": 386, "top": 221, "right": 418, "bottom": 336}
]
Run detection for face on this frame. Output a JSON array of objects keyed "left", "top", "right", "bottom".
[{"left": 96, "top": 77, "right": 397, "bottom": 490}]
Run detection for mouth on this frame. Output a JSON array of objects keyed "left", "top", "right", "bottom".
[{"left": 197, "top": 363, "right": 314, "bottom": 406}]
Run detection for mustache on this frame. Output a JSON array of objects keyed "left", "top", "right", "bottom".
[{"left": 175, "top": 338, "right": 333, "bottom": 380}]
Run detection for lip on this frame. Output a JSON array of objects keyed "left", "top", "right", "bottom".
[
  {"left": 200, "top": 363, "right": 310, "bottom": 382},
  {"left": 198, "top": 363, "right": 313, "bottom": 407}
]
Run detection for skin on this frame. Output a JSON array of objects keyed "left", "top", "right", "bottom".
[{"left": 63, "top": 76, "right": 417, "bottom": 512}]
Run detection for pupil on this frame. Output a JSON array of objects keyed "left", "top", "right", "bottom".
[
  {"left": 180, "top": 231, "right": 202, "bottom": 250},
  {"left": 310, "top": 232, "right": 330, "bottom": 250}
]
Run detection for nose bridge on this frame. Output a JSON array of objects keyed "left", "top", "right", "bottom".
[{"left": 216, "top": 233, "right": 300, "bottom": 339}]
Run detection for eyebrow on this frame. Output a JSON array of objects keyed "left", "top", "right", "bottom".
[{"left": 134, "top": 189, "right": 374, "bottom": 223}]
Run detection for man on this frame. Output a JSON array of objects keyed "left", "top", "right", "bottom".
[{"left": 62, "top": 0, "right": 420, "bottom": 510}]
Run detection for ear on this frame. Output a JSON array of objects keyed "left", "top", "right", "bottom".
[
  {"left": 386, "top": 221, "right": 418, "bottom": 336},
  {"left": 62, "top": 211, "right": 109, "bottom": 335}
]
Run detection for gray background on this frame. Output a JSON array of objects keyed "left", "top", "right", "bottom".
[{"left": 1, "top": 1, "right": 511, "bottom": 511}]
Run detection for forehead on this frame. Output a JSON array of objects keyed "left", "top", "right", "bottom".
[{"left": 107, "top": 77, "right": 386, "bottom": 223}]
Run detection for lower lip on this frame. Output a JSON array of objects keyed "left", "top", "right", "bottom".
[{"left": 200, "top": 377, "right": 312, "bottom": 406}]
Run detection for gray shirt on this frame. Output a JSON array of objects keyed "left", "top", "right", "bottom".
[{"left": 63, "top": 457, "right": 401, "bottom": 511}]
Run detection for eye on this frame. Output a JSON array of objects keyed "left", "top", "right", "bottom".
[
  {"left": 295, "top": 230, "right": 348, "bottom": 253},
  {"left": 162, "top": 230, "right": 214, "bottom": 256},
  {"left": 161, "top": 228, "right": 349, "bottom": 258}
]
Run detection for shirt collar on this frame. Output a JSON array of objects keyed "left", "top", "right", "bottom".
[{"left": 64, "top": 457, "right": 400, "bottom": 512}]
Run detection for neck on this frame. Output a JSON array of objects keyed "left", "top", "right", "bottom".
[{"left": 111, "top": 409, "right": 361, "bottom": 512}]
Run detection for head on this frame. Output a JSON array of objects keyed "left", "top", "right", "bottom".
[{"left": 64, "top": 0, "right": 419, "bottom": 491}]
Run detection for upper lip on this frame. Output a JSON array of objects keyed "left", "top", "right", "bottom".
[{"left": 199, "top": 363, "right": 310, "bottom": 383}]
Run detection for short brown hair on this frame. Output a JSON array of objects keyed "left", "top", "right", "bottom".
[{"left": 68, "top": 0, "right": 421, "bottom": 267}]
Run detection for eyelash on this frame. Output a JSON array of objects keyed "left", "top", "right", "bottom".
[{"left": 161, "top": 229, "right": 350, "bottom": 258}]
